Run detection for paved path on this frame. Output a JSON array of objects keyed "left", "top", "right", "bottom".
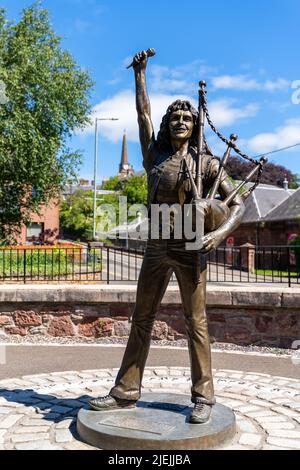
[
  {"left": 0, "top": 345, "right": 299, "bottom": 450},
  {"left": 0, "top": 367, "right": 300, "bottom": 450},
  {"left": 0, "top": 345, "right": 299, "bottom": 380}
]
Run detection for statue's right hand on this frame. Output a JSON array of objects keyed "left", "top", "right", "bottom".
[{"left": 132, "top": 50, "right": 148, "bottom": 71}]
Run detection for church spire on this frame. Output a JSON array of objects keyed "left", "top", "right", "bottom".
[
  {"left": 121, "top": 130, "right": 128, "bottom": 167},
  {"left": 118, "top": 130, "right": 134, "bottom": 178}
]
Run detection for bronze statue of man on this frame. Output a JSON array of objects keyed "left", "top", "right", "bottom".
[{"left": 89, "top": 50, "right": 245, "bottom": 423}]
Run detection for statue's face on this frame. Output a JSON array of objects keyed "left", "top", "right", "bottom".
[{"left": 169, "top": 110, "right": 194, "bottom": 141}]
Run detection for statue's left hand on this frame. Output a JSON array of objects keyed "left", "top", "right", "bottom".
[
  {"left": 200, "top": 231, "right": 224, "bottom": 254},
  {"left": 132, "top": 50, "right": 148, "bottom": 71}
]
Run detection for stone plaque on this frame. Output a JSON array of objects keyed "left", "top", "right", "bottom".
[{"left": 98, "top": 416, "right": 174, "bottom": 435}]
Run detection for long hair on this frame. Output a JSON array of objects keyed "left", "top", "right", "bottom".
[{"left": 156, "top": 99, "right": 212, "bottom": 155}]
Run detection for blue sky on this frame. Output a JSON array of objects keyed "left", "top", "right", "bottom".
[{"left": 2, "top": 0, "right": 300, "bottom": 182}]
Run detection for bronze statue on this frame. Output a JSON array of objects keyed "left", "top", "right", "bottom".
[{"left": 89, "top": 50, "right": 266, "bottom": 424}]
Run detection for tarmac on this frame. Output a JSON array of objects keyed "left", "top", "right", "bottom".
[{"left": 0, "top": 344, "right": 299, "bottom": 381}]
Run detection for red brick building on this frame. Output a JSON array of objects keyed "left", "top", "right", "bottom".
[
  {"left": 229, "top": 184, "right": 299, "bottom": 247},
  {"left": 16, "top": 200, "right": 60, "bottom": 245}
]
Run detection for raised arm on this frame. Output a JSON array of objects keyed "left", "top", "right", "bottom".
[{"left": 132, "top": 51, "right": 155, "bottom": 168}]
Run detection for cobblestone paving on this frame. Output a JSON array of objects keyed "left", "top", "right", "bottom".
[{"left": 0, "top": 367, "right": 299, "bottom": 450}]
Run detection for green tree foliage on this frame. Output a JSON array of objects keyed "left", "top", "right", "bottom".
[
  {"left": 289, "top": 218, "right": 300, "bottom": 273},
  {"left": 103, "top": 174, "right": 148, "bottom": 206},
  {"left": 290, "top": 174, "right": 300, "bottom": 190},
  {"left": 121, "top": 174, "right": 148, "bottom": 206},
  {"left": 62, "top": 174, "right": 148, "bottom": 240},
  {"left": 60, "top": 190, "right": 93, "bottom": 239},
  {"left": 102, "top": 176, "right": 120, "bottom": 191},
  {"left": 0, "top": 3, "right": 93, "bottom": 242},
  {"left": 226, "top": 156, "right": 299, "bottom": 188},
  {"left": 289, "top": 238, "right": 300, "bottom": 274},
  {"left": 60, "top": 189, "right": 120, "bottom": 240}
]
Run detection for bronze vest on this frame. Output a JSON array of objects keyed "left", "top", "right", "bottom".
[{"left": 146, "top": 142, "right": 218, "bottom": 209}]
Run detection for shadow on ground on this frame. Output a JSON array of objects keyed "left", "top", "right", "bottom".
[{"left": 0, "top": 387, "right": 95, "bottom": 441}]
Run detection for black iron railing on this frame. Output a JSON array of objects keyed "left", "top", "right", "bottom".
[
  {"left": 207, "top": 245, "right": 299, "bottom": 287},
  {"left": 0, "top": 247, "right": 103, "bottom": 283},
  {"left": 0, "top": 245, "right": 299, "bottom": 286}
]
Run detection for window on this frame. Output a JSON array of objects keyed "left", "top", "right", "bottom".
[{"left": 26, "top": 223, "right": 44, "bottom": 243}]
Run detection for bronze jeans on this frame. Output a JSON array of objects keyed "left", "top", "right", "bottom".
[{"left": 110, "top": 239, "right": 215, "bottom": 405}]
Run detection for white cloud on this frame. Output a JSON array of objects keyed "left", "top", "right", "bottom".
[
  {"left": 209, "top": 99, "right": 259, "bottom": 127},
  {"left": 247, "top": 118, "right": 300, "bottom": 153},
  {"left": 212, "top": 75, "right": 290, "bottom": 92},
  {"left": 81, "top": 92, "right": 259, "bottom": 143},
  {"left": 212, "top": 75, "right": 259, "bottom": 91},
  {"left": 264, "top": 79, "right": 291, "bottom": 92},
  {"left": 82, "top": 89, "right": 192, "bottom": 142},
  {"left": 149, "top": 65, "right": 190, "bottom": 93},
  {"left": 149, "top": 61, "right": 218, "bottom": 94}
]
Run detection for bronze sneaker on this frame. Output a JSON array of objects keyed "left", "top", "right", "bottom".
[
  {"left": 189, "top": 403, "right": 212, "bottom": 424},
  {"left": 88, "top": 394, "right": 136, "bottom": 411}
]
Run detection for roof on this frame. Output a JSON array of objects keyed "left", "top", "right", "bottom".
[
  {"left": 263, "top": 187, "right": 300, "bottom": 222},
  {"left": 63, "top": 186, "right": 116, "bottom": 195},
  {"left": 241, "top": 184, "right": 294, "bottom": 223}
]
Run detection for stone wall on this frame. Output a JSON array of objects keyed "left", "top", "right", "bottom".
[{"left": 0, "top": 285, "right": 299, "bottom": 348}]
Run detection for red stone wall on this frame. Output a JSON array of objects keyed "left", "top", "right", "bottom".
[{"left": 0, "top": 302, "right": 299, "bottom": 348}]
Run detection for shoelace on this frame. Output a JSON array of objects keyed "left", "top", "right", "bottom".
[
  {"left": 97, "top": 395, "right": 111, "bottom": 402},
  {"left": 194, "top": 403, "right": 206, "bottom": 412}
]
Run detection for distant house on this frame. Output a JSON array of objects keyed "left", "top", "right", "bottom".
[
  {"left": 230, "top": 184, "right": 298, "bottom": 246},
  {"left": 261, "top": 187, "right": 300, "bottom": 244},
  {"left": 62, "top": 183, "right": 115, "bottom": 199},
  {"left": 17, "top": 200, "right": 60, "bottom": 245}
]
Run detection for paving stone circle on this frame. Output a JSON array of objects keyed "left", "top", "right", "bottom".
[{"left": 0, "top": 367, "right": 300, "bottom": 450}]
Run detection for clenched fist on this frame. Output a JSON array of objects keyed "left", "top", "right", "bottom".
[{"left": 130, "top": 48, "right": 155, "bottom": 71}]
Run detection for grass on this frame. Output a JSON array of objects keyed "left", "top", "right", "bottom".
[
  {"left": 255, "top": 269, "right": 298, "bottom": 278},
  {"left": 0, "top": 249, "right": 102, "bottom": 280}
]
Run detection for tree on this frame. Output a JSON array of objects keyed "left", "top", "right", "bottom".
[
  {"left": 60, "top": 190, "right": 120, "bottom": 240},
  {"left": 61, "top": 175, "right": 148, "bottom": 240},
  {"left": 102, "top": 176, "right": 120, "bottom": 191},
  {"left": 60, "top": 190, "right": 94, "bottom": 240},
  {"left": 0, "top": 3, "right": 93, "bottom": 243},
  {"left": 226, "top": 156, "right": 299, "bottom": 188},
  {"left": 103, "top": 174, "right": 148, "bottom": 206}
]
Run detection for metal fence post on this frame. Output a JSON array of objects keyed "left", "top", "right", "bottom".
[
  {"left": 287, "top": 246, "right": 291, "bottom": 288},
  {"left": 23, "top": 249, "right": 26, "bottom": 284},
  {"left": 107, "top": 246, "right": 110, "bottom": 284}
]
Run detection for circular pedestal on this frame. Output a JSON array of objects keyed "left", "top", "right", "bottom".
[{"left": 77, "top": 393, "right": 236, "bottom": 450}]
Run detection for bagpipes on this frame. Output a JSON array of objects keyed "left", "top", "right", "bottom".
[
  {"left": 192, "top": 80, "right": 268, "bottom": 204},
  {"left": 183, "top": 80, "right": 268, "bottom": 234}
]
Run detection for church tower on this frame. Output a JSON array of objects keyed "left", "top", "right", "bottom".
[{"left": 118, "top": 130, "right": 134, "bottom": 178}]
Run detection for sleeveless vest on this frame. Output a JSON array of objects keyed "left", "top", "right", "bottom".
[{"left": 145, "top": 141, "right": 219, "bottom": 209}]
